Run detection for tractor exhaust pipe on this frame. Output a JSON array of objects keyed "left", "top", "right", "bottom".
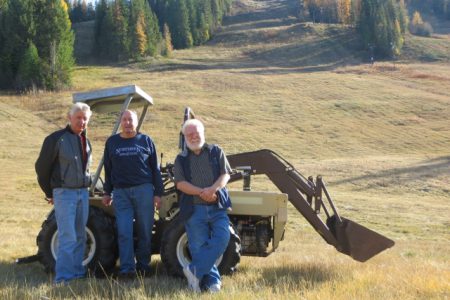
[{"left": 15, "top": 254, "right": 39, "bottom": 264}]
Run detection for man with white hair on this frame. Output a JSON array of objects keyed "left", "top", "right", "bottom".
[
  {"left": 174, "top": 118, "right": 232, "bottom": 293},
  {"left": 35, "top": 102, "right": 92, "bottom": 284}
]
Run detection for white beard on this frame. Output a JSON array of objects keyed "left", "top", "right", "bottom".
[{"left": 186, "top": 137, "right": 205, "bottom": 151}]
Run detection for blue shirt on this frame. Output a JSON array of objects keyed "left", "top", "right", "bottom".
[{"left": 103, "top": 133, "right": 163, "bottom": 196}]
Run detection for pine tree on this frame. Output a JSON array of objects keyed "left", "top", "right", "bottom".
[
  {"left": 358, "top": 0, "right": 405, "bottom": 57},
  {"left": 16, "top": 42, "right": 41, "bottom": 91},
  {"left": 211, "top": 0, "right": 222, "bottom": 28},
  {"left": 386, "top": 0, "right": 404, "bottom": 54},
  {"left": 397, "top": 0, "right": 408, "bottom": 34},
  {"left": 151, "top": 0, "right": 168, "bottom": 27},
  {"left": 351, "top": 0, "right": 362, "bottom": 24},
  {"left": 0, "top": 0, "right": 36, "bottom": 89},
  {"left": 130, "top": 0, "right": 147, "bottom": 58},
  {"left": 168, "top": 0, "right": 193, "bottom": 49},
  {"left": 199, "top": 0, "right": 213, "bottom": 33},
  {"left": 0, "top": 0, "right": 74, "bottom": 90},
  {"left": 375, "top": 6, "right": 389, "bottom": 53},
  {"left": 56, "top": 0, "right": 75, "bottom": 85},
  {"left": 186, "top": 0, "right": 200, "bottom": 45},
  {"left": 34, "top": 0, "right": 75, "bottom": 89},
  {"left": 162, "top": 23, "right": 173, "bottom": 57},
  {"left": 109, "top": 0, "right": 129, "bottom": 61},
  {"left": 0, "top": 0, "right": 10, "bottom": 88},
  {"left": 135, "top": 12, "right": 148, "bottom": 57},
  {"left": 145, "top": 8, "right": 161, "bottom": 56},
  {"left": 94, "top": 0, "right": 108, "bottom": 58},
  {"left": 197, "top": 12, "right": 209, "bottom": 44},
  {"left": 92, "top": 0, "right": 231, "bottom": 59}
]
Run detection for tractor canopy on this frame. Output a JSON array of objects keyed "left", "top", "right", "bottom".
[
  {"left": 72, "top": 85, "right": 154, "bottom": 194},
  {"left": 73, "top": 85, "right": 153, "bottom": 113}
]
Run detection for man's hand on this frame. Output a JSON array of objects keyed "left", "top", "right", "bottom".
[
  {"left": 154, "top": 196, "right": 162, "bottom": 210},
  {"left": 199, "top": 187, "right": 217, "bottom": 202},
  {"left": 102, "top": 195, "right": 112, "bottom": 206},
  {"left": 46, "top": 197, "right": 54, "bottom": 205}
]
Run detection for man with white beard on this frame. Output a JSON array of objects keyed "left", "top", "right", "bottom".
[{"left": 174, "top": 118, "right": 232, "bottom": 293}]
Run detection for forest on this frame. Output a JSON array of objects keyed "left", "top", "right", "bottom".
[{"left": 0, "top": 0, "right": 448, "bottom": 91}]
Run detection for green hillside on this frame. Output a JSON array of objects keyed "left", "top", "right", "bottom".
[
  {"left": 0, "top": 0, "right": 449, "bottom": 298},
  {"left": 72, "top": 20, "right": 96, "bottom": 64}
]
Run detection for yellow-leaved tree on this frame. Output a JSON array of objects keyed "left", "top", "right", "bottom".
[
  {"left": 135, "top": 12, "right": 147, "bottom": 57},
  {"left": 337, "top": 0, "right": 352, "bottom": 24},
  {"left": 411, "top": 11, "right": 423, "bottom": 27},
  {"left": 163, "top": 23, "right": 173, "bottom": 58}
]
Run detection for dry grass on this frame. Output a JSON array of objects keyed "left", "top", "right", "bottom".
[{"left": 0, "top": 0, "right": 449, "bottom": 298}]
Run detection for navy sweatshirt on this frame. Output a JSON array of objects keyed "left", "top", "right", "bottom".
[{"left": 103, "top": 133, "right": 163, "bottom": 197}]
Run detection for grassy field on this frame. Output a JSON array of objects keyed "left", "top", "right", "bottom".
[{"left": 0, "top": 0, "right": 449, "bottom": 298}]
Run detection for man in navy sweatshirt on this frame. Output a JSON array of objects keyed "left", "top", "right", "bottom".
[{"left": 102, "top": 110, "right": 163, "bottom": 278}]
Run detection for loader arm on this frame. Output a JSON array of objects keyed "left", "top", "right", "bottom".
[{"left": 227, "top": 149, "right": 395, "bottom": 262}]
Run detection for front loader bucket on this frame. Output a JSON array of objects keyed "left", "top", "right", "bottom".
[
  {"left": 227, "top": 150, "right": 394, "bottom": 262},
  {"left": 328, "top": 216, "right": 395, "bottom": 262}
]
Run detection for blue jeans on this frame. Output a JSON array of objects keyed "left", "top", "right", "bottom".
[
  {"left": 185, "top": 205, "right": 230, "bottom": 289},
  {"left": 53, "top": 188, "right": 89, "bottom": 283},
  {"left": 113, "top": 183, "right": 155, "bottom": 273}
]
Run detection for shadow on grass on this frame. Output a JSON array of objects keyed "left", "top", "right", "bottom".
[
  {"left": 331, "top": 156, "right": 450, "bottom": 189},
  {"left": 262, "top": 265, "right": 337, "bottom": 292},
  {"left": 0, "top": 260, "right": 51, "bottom": 288},
  {"left": 237, "top": 262, "right": 339, "bottom": 292},
  {"left": 0, "top": 260, "right": 193, "bottom": 298},
  {"left": 1, "top": 258, "right": 339, "bottom": 296}
]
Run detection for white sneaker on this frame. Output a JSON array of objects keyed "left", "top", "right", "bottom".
[
  {"left": 183, "top": 265, "right": 200, "bottom": 292},
  {"left": 208, "top": 283, "right": 221, "bottom": 293}
]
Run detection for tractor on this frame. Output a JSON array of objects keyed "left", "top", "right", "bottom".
[{"left": 17, "top": 85, "right": 394, "bottom": 277}]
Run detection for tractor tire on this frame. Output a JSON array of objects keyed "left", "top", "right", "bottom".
[
  {"left": 218, "top": 225, "right": 241, "bottom": 275},
  {"left": 36, "top": 206, "right": 117, "bottom": 275},
  {"left": 160, "top": 216, "right": 241, "bottom": 277}
]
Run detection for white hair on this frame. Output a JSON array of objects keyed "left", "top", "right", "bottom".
[
  {"left": 182, "top": 119, "right": 204, "bottom": 135},
  {"left": 69, "top": 102, "right": 92, "bottom": 117}
]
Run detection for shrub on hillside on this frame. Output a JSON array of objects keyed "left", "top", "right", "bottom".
[
  {"left": 409, "top": 11, "right": 433, "bottom": 37},
  {"left": 413, "top": 22, "right": 433, "bottom": 36},
  {"left": 303, "top": 0, "right": 338, "bottom": 23},
  {"left": 405, "top": 0, "right": 450, "bottom": 20}
]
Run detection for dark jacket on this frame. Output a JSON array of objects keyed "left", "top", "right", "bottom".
[
  {"left": 177, "top": 144, "right": 232, "bottom": 220},
  {"left": 35, "top": 125, "right": 92, "bottom": 198}
]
